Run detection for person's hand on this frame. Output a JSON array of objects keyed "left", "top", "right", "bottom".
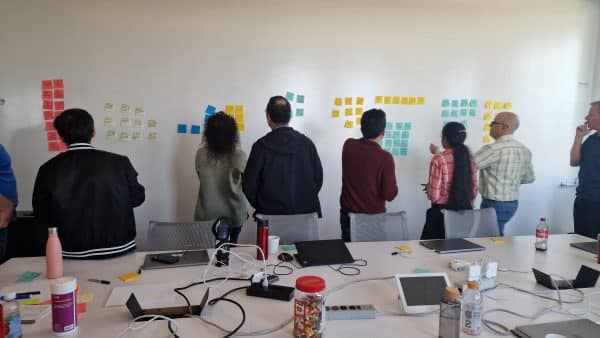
[
  {"left": 575, "top": 124, "right": 591, "bottom": 139},
  {"left": 0, "top": 196, "right": 13, "bottom": 229},
  {"left": 429, "top": 143, "right": 439, "bottom": 154}
]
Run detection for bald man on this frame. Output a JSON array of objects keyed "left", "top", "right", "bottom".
[
  {"left": 570, "top": 101, "right": 600, "bottom": 239},
  {"left": 474, "top": 112, "right": 535, "bottom": 235}
]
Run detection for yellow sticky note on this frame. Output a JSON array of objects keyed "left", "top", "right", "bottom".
[
  {"left": 133, "top": 119, "right": 143, "bottom": 128},
  {"left": 484, "top": 112, "right": 493, "bottom": 120},
  {"left": 18, "top": 298, "right": 41, "bottom": 305},
  {"left": 148, "top": 120, "right": 157, "bottom": 128},
  {"left": 119, "top": 132, "right": 130, "bottom": 142},
  {"left": 392, "top": 96, "right": 401, "bottom": 104},
  {"left": 225, "top": 105, "right": 234, "bottom": 114},
  {"left": 120, "top": 118, "right": 131, "bottom": 128},
  {"left": 132, "top": 131, "right": 142, "bottom": 140},
  {"left": 401, "top": 97, "right": 409, "bottom": 105},
  {"left": 344, "top": 120, "right": 353, "bottom": 128},
  {"left": 235, "top": 105, "right": 244, "bottom": 114},
  {"left": 417, "top": 96, "right": 425, "bottom": 105},
  {"left": 484, "top": 124, "right": 491, "bottom": 132},
  {"left": 78, "top": 293, "right": 94, "bottom": 304},
  {"left": 235, "top": 111, "right": 244, "bottom": 120},
  {"left": 148, "top": 132, "right": 158, "bottom": 141},
  {"left": 490, "top": 237, "right": 506, "bottom": 243},
  {"left": 355, "top": 107, "right": 363, "bottom": 116},
  {"left": 345, "top": 108, "right": 353, "bottom": 116},
  {"left": 484, "top": 101, "right": 492, "bottom": 109},
  {"left": 120, "top": 104, "right": 131, "bottom": 114},
  {"left": 118, "top": 273, "right": 140, "bottom": 282},
  {"left": 334, "top": 97, "right": 342, "bottom": 106},
  {"left": 356, "top": 97, "right": 364, "bottom": 105},
  {"left": 384, "top": 96, "right": 392, "bottom": 104},
  {"left": 345, "top": 97, "right": 353, "bottom": 105},
  {"left": 494, "top": 101, "right": 502, "bottom": 109},
  {"left": 331, "top": 109, "right": 340, "bottom": 118},
  {"left": 504, "top": 102, "right": 512, "bottom": 110},
  {"left": 134, "top": 107, "right": 145, "bottom": 116},
  {"left": 483, "top": 135, "right": 492, "bottom": 143},
  {"left": 394, "top": 245, "right": 413, "bottom": 255},
  {"left": 237, "top": 123, "right": 245, "bottom": 132},
  {"left": 356, "top": 117, "right": 361, "bottom": 125},
  {"left": 409, "top": 97, "right": 417, "bottom": 105},
  {"left": 106, "top": 130, "right": 116, "bottom": 139},
  {"left": 375, "top": 96, "right": 383, "bottom": 104}
]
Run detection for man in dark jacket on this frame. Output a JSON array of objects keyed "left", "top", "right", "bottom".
[
  {"left": 33, "top": 108, "right": 145, "bottom": 259},
  {"left": 243, "top": 96, "right": 323, "bottom": 217}
]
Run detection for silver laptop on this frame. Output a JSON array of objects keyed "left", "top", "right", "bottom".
[
  {"left": 512, "top": 318, "right": 600, "bottom": 338},
  {"left": 141, "top": 250, "right": 209, "bottom": 271}
]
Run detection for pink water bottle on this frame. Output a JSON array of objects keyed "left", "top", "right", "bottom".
[{"left": 46, "top": 227, "right": 63, "bottom": 279}]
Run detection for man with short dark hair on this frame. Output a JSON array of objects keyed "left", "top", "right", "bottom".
[
  {"left": 570, "top": 101, "right": 600, "bottom": 238},
  {"left": 243, "top": 96, "right": 323, "bottom": 217},
  {"left": 33, "top": 108, "right": 145, "bottom": 258},
  {"left": 339, "top": 108, "right": 398, "bottom": 241}
]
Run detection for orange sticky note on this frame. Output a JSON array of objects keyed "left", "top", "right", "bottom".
[
  {"left": 345, "top": 108, "right": 353, "bottom": 116},
  {"left": 118, "top": 273, "right": 140, "bottom": 282},
  {"left": 356, "top": 97, "right": 364, "bottom": 105},
  {"left": 77, "top": 302, "right": 87, "bottom": 315},
  {"left": 344, "top": 97, "right": 352, "bottom": 105},
  {"left": 331, "top": 109, "right": 340, "bottom": 118},
  {"left": 375, "top": 96, "right": 383, "bottom": 104},
  {"left": 334, "top": 97, "right": 342, "bottom": 106},
  {"left": 344, "top": 120, "right": 353, "bottom": 128}
]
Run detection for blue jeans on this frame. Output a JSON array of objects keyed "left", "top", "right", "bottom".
[{"left": 480, "top": 198, "right": 518, "bottom": 236}]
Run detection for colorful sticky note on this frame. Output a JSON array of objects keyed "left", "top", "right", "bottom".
[
  {"left": 54, "top": 89, "right": 64, "bottom": 99},
  {"left": 132, "top": 131, "right": 142, "bottom": 140},
  {"left": 78, "top": 293, "right": 94, "bottom": 304},
  {"left": 334, "top": 97, "right": 342, "bottom": 106},
  {"left": 460, "top": 109, "right": 467, "bottom": 116},
  {"left": 18, "top": 298, "right": 41, "bottom": 305},
  {"left": 16, "top": 271, "right": 41, "bottom": 283},
  {"left": 345, "top": 97, "right": 352, "bottom": 105},
  {"left": 104, "top": 103, "right": 114, "bottom": 113},
  {"left": 400, "top": 140, "right": 408, "bottom": 147},
  {"left": 417, "top": 97, "right": 425, "bottom": 105},
  {"left": 237, "top": 123, "right": 245, "bottom": 132},
  {"left": 225, "top": 105, "right": 234, "bottom": 114},
  {"left": 235, "top": 105, "right": 244, "bottom": 114},
  {"left": 133, "top": 119, "right": 143, "bottom": 128},
  {"left": 42, "top": 90, "right": 52, "bottom": 100},
  {"left": 356, "top": 117, "right": 361, "bottom": 125},
  {"left": 48, "top": 142, "right": 59, "bottom": 152},
  {"left": 281, "top": 244, "right": 296, "bottom": 251},
  {"left": 451, "top": 100, "right": 459, "bottom": 107},
  {"left": 103, "top": 117, "right": 113, "bottom": 127},
  {"left": 57, "top": 142, "right": 67, "bottom": 152},
  {"left": 395, "top": 122, "right": 403, "bottom": 130},
  {"left": 356, "top": 97, "right": 364, "bottom": 105},
  {"left": 484, "top": 112, "right": 493, "bottom": 120},
  {"left": 484, "top": 100, "right": 493, "bottom": 109},
  {"left": 285, "top": 91, "right": 294, "bottom": 101},
  {"left": 190, "top": 125, "right": 201, "bottom": 134},
  {"left": 205, "top": 105, "right": 217, "bottom": 114},
  {"left": 385, "top": 139, "right": 392, "bottom": 147},
  {"left": 504, "top": 102, "right": 512, "bottom": 110},
  {"left": 134, "top": 107, "right": 145, "bottom": 116},
  {"left": 106, "top": 130, "right": 116, "bottom": 139},
  {"left": 120, "top": 104, "right": 130, "bottom": 114},
  {"left": 393, "top": 139, "right": 400, "bottom": 147},
  {"left": 400, "top": 148, "right": 408, "bottom": 156},
  {"left": 120, "top": 118, "right": 131, "bottom": 128},
  {"left": 296, "top": 95, "right": 304, "bottom": 103},
  {"left": 295, "top": 108, "right": 304, "bottom": 117},
  {"left": 345, "top": 108, "right": 353, "bottom": 116},
  {"left": 77, "top": 303, "right": 88, "bottom": 315},
  {"left": 42, "top": 80, "right": 52, "bottom": 90},
  {"left": 450, "top": 110, "right": 458, "bottom": 117},
  {"left": 414, "top": 268, "right": 430, "bottom": 273},
  {"left": 490, "top": 237, "right": 506, "bottom": 243},
  {"left": 484, "top": 124, "right": 491, "bottom": 131},
  {"left": 54, "top": 101, "right": 65, "bottom": 111},
  {"left": 442, "top": 110, "right": 450, "bottom": 117},
  {"left": 442, "top": 99, "right": 450, "bottom": 107},
  {"left": 331, "top": 109, "right": 340, "bottom": 118},
  {"left": 43, "top": 110, "right": 53, "bottom": 120},
  {"left": 392, "top": 96, "right": 401, "bottom": 104},
  {"left": 386, "top": 122, "right": 393, "bottom": 130},
  {"left": 148, "top": 132, "right": 158, "bottom": 140},
  {"left": 460, "top": 99, "right": 469, "bottom": 107},
  {"left": 404, "top": 122, "right": 412, "bottom": 130},
  {"left": 375, "top": 96, "right": 383, "bottom": 104},
  {"left": 119, "top": 132, "right": 130, "bottom": 142},
  {"left": 483, "top": 135, "right": 492, "bottom": 143},
  {"left": 402, "top": 131, "right": 409, "bottom": 138},
  {"left": 47, "top": 131, "right": 58, "bottom": 141},
  {"left": 392, "top": 148, "right": 400, "bottom": 156},
  {"left": 148, "top": 120, "right": 157, "bottom": 128},
  {"left": 384, "top": 96, "right": 392, "bottom": 104},
  {"left": 469, "top": 109, "right": 477, "bottom": 117},
  {"left": 393, "top": 131, "right": 400, "bottom": 139},
  {"left": 43, "top": 100, "right": 53, "bottom": 109},
  {"left": 52, "top": 79, "right": 64, "bottom": 88},
  {"left": 118, "top": 273, "right": 140, "bottom": 282},
  {"left": 355, "top": 107, "right": 363, "bottom": 116},
  {"left": 177, "top": 124, "right": 187, "bottom": 134},
  {"left": 400, "top": 97, "right": 408, "bottom": 105},
  {"left": 470, "top": 99, "right": 478, "bottom": 107},
  {"left": 409, "top": 97, "right": 417, "bottom": 105},
  {"left": 494, "top": 101, "right": 502, "bottom": 109},
  {"left": 45, "top": 121, "right": 54, "bottom": 131},
  {"left": 344, "top": 120, "right": 354, "bottom": 128}
]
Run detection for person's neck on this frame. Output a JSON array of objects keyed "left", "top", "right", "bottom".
[{"left": 270, "top": 124, "right": 289, "bottom": 130}]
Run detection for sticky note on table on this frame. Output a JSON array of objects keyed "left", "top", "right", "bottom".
[
  {"left": 344, "top": 120, "right": 353, "bottom": 128},
  {"left": 490, "top": 237, "right": 506, "bottom": 243},
  {"left": 331, "top": 109, "right": 340, "bottom": 118},
  {"left": 16, "top": 271, "right": 41, "bottom": 283},
  {"left": 375, "top": 96, "right": 383, "bottom": 104},
  {"left": 18, "top": 298, "right": 41, "bottom": 305},
  {"left": 118, "top": 273, "right": 140, "bottom": 282},
  {"left": 414, "top": 268, "right": 430, "bottom": 274},
  {"left": 345, "top": 97, "right": 353, "bottom": 105},
  {"left": 281, "top": 244, "right": 296, "bottom": 251},
  {"left": 356, "top": 97, "right": 364, "bottom": 105},
  {"left": 334, "top": 97, "right": 342, "bottom": 106},
  {"left": 78, "top": 293, "right": 94, "bottom": 303},
  {"left": 296, "top": 95, "right": 304, "bottom": 103},
  {"left": 285, "top": 91, "right": 294, "bottom": 101}
]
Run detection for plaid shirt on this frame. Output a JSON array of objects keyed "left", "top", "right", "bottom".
[
  {"left": 474, "top": 135, "right": 535, "bottom": 201},
  {"left": 427, "top": 149, "right": 478, "bottom": 205}
]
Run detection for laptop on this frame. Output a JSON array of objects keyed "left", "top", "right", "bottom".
[
  {"left": 140, "top": 250, "right": 210, "bottom": 271},
  {"left": 512, "top": 318, "right": 600, "bottom": 338},
  {"left": 532, "top": 265, "right": 600, "bottom": 289},
  {"left": 570, "top": 241, "right": 597, "bottom": 254},
  {"left": 419, "top": 238, "right": 485, "bottom": 254},
  {"left": 294, "top": 239, "right": 355, "bottom": 267}
]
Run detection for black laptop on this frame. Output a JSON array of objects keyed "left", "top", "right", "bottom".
[
  {"left": 294, "top": 239, "right": 355, "bottom": 267},
  {"left": 532, "top": 265, "right": 600, "bottom": 289},
  {"left": 570, "top": 241, "right": 597, "bottom": 254},
  {"left": 419, "top": 238, "right": 485, "bottom": 254}
]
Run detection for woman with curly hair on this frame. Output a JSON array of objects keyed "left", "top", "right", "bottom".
[{"left": 194, "top": 111, "right": 247, "bottom": 243}]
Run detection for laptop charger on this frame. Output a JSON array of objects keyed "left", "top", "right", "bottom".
[{"left": 246, "top": 284, "right": 295, "bottom": 301}]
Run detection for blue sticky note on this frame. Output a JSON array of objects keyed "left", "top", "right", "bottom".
[
  {"left": 400, "top": 140, "right": 408, "bottom": 147},
  {"left": 296, "top": 95, "right": 305, "bottom": 103},
  {"left": 451, "top": 100, "right": 459, "bottom": 107},
  {"left": 386, "top": 122, "right": 393, "bottom": 130},
  {"left": 469, "top": 99, "right": 478, "bottom": 107},
  {"left": 442, "top": 99, "right": 450, "bottom": 107},
  {"left": 205, "top": 105, "right": 217, "bottom": 114},
  {"left": 450, "top": 110, "right": 458, "bottom": 117},
  {"left": 460, "top": 99, "right": 469, "bottom": 107},
  {"left": 204, "top": 115, "right": 210, "bottom": 123},
  {"left": 460, "top": 109, "right": 467, "bottom": 116},
  {"left": 393, "top": 131, "right": 401, "bottom": 139},
  {"left": 392, "top": 148, "right": 400, "bottom": 156},
  {"left": 404, "top": 122, "right": 412, "bottom": 130},
  {"left": 400, "top": 148, "right": 408, "bottom": 156},
  {"left": 190, "top": 125, "right": 201, "bottom": 134},
  {"left": 401, "top": 131, "right": 409, "bottom": 139},
  {"left": 396, "top": 122, "right": 403, "bottom": 130},
  {"left": 469, "top": 109, "right": 477, "bottom": 117},
  {"left": 393, "top": 139, "right": 401, "bottom": 147},
  {"left": 177, "top": 124, "right": 187, "bottom": 134},
  {"left": 285, "top": 91, "right": 294, "bottom": 101},
  {"left": 385, "top": 139, "right": 392, "bottom": 147},
  {"left": 442, "top": 110, "right": 450, "bottom": 117},
  {"left": 296, "top": 108, "right": 304, "bottom": 117},
  {"left": 414, "top": 268, "right": 430, "bottom": 273}
]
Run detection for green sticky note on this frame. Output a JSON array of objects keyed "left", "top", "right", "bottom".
[
  {"left": 442, "top": 99, "right": 450, "bottom": 107},
  {"left": 460, "top": 109, "right": 467, "bottom": 116},
  {"left": 296, "top": 95, "right": 304, "bottom": 103},
  {"left": 469, "top": 99, "right": 478, "bottom": 107},
  {"left": 392, "top": 148, "right": 400, "bottom": 156},
  {"left": 400, "top": 140, "right": 408, "bottom": 147},
  {"left": 460, "top": 99, "right": 469, "bottom": 107},
  {"left": 404, "top": 122, "right": 412, "bottom": 130},
  {"left": 450, "top": 110, "right": 458, "bottom": 117},
  {"left": 451, "top": 100, "right": 459, "bottom": 107},
  {"left": 386, "top": 122, "right": 393, "bottom": 130},
  {"left": 17, "top": 271, "right": 41, "bottom": 283},
  {"left": 393, "top": 139, "right": 401, "bottom": 147},
  {"left": 469, "top": 109, "right": 477, "bottom": 117},
  {"left": 396, "top": 122, "right": 403, "bottom": 130},
  {"left": 281, "top": 244, "right": 296, "bottom": 251},
  {"left": 385, "top": 139, "right": 392, "bottom": 147},
  {"left": 401, "top": 131, "right": 409, "bottom": 138},
  {"left": 296, "top": 108, "right": 304, "bottom": 116},
  {"left": 442, "top": 110, "right": 450, "bottom": 117},
  {"left": 400, "top": 148, "right": 408, "bottom": 156},
  {"left": 414, "top": 268, "right": 430, "bottom": 273},
  {"left": 393, "top": 131, "right": 401, "bottom": 139},
  {"left": 285, "top": 91, "right": 294, "bottom": 101}
]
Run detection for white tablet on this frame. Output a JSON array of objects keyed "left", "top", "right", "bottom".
[{"left": 394, "top": 273, "right": 450, "bottom": 314}]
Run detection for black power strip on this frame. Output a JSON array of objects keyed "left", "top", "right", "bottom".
[{"left": 246, "top": 284, "right": 295, "bottom": 301}]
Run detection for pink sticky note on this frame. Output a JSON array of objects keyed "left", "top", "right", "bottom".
[
  {"left": 58, "top": 142, "right": 67, "bottom": 152},
  {"left": 54, "top": 89, "right": 64, "bottom": 99},
  {"left": 48, "top": 142, "right": 59, "bottom": 151},
  {"left": 45, "top": 121, "right": 54, "bottom": 131},
  {"left": 54, "top": 101, "right": 65, "bottom": 111},
  {"left": 42, "top": 90, "right": 53, "bottom": 99},
  {"left": 53, "top": 79, "right": 64, "bottom": 88},
  {"left": 42, "top": 80, "right": 52, "bottom": 90},
  {"left": 47, "top": 131, "right": 58, "bottom": 141},
  {"left": 43, "top": 100, "right": 53, "bottom": 109},
  {"left": 43, "top": 111, "right": 54, "bottom": 120}
]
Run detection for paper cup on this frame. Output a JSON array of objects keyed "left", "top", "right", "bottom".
[{"left": 268, "top": 235, "right": 280, "bottom": 255}]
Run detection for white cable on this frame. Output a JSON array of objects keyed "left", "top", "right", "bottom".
[
  {"left": 201, "top": 243, "right": 268, "bottom": 289},
  {"left": 117, "top": 314, "right": 179, "bottom": 338}
]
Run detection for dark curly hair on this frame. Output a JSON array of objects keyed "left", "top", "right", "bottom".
[{"left": 203, "top": 111, "right": 239, "bottom": 160}]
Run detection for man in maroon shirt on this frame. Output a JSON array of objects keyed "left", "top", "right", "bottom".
[{"left": 340, "top": 108, "right": 398, "bottom": 241}]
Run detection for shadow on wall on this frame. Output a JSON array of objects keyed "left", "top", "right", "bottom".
[{"left": 172, "top": 135, "right": 201, "bottom": 223}]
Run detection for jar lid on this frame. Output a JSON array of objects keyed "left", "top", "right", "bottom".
[
  {"left": 467, "top": 280, "right": 479, "bottom": 290},
  {"left": 443, "top": 287, "right": 460, "bottom": 301},
  {"left": 296, "top": 276, "right": 326, "bottom": 293}
]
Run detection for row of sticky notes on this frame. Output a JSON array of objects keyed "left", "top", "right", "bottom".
[
  {"left": 375, "top": 96, "right": 425, "bottom": 105},
  {"left": 177, "top": 124, "right": 201, "bottom": 135},
  {"left": 484, "top": 101, "right": 512, "bottom": 110},
  {"left": 334, "top": 96, "right": 365, "bottom": 106},
  {"left": 104, "top": 103, "right": 146, "bottom": 116},
  {"left": 332, "top": 107, "right": 364, "bottom": 118},
  {"left": 286, "top": 91, "right": 305, "bottom": 104},
  {"left": 441, "top": 109, "right": 477, "bottom": 118},
  {"left": 442, "top": 99, "right": 477, "bottom": 108},
  {"left": 106, "top": 131, "right": 158, "bottom": 141},
  {"left": 41, "top": 79, "right": 64, "bottom": 90},
  {"left": 104, "top": 117, "right": 157, "bottom": 129}
]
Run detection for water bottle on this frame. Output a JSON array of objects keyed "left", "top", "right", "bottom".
[
  {"left": 462, "top": 281, "right": 482, "bottom": 336},
  {"left": 439, "top": 286, "right": 461, "bottom": 338},
  {"left": 2, "top": 292, "right": 22, "bottom": 338},
  {"left": 535, "top": 217, "right": 548, "bottom": 251},
  {"left": 46, "top": 227, "right": 63, "bottom": 279}
]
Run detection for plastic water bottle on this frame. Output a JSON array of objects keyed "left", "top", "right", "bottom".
[
  {"left": 535, "top": 217, "right": 548, "bottom": 251},
  {"left": 2, "top": 292, "right": 22, "bottom": 338},
  {"left": 46, "top": 227, "right": 63, "bottom": 279},
  {"left": 462, "top": 281, "right": 482, "bottom": 336}
]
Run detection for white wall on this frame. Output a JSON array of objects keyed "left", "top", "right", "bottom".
[{"left": 0, "top": 0, "right": 598, "bottom": 247}]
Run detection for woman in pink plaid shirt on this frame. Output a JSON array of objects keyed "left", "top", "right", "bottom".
[{"left": 421, "top": 122, "right": 478, "bottom": 239}]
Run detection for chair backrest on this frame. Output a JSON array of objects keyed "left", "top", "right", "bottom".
[
  {"left": 348, "top": 211, "right": 409, "bottom": 242},
  {"left": 146, "top": 220, "right": 215, "bottom": 251},
  {"left": 443, "top": 208, "right": 500, "bottom": 238},
  {"left": 255, "top": 213, "right": 319, "bottom": 244}
]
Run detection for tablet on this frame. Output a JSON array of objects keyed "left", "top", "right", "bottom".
[{"left": 394, "top": 273, "right": 450, "bottom": 314}]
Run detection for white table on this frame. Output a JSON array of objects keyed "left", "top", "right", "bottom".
[{"left": 1, "top": 234, "right": 598, "bottom": 337}]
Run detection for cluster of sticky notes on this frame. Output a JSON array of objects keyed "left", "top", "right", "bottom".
[
  {"left": 441, "top": 98, "right": 477, "bottom": 118},
  {"left": 104, "top": 102, "right": 158, "bottom": 141},
  {"left": 482, "top": 99, "right": 512, "bottom": 144},
  {"left": 176, "top": 123, "right": 201, "bottom": 135},
  {"left": 42, "top": 79, "right": 68, "bottom": 152},
  {"left": 375, "top": 95, "right": 425, "bottom": 105},
  {"left": 285, "top": 91, "right": 305, "bottom": 117},
  {"left": 224, "top": 104, "right": 246, "bottom": 131},
  {"left": 333, "top": 96, "right": 365, "bottom": 129},
  {"left": 382, "top": 121, "right": 412, "bottom": 156}
]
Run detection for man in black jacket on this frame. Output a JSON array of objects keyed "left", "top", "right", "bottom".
[
  {"left": 33, "top": 108, "right": 145, "bottom": 259},
  {"left": 243, "top": 96, "right": 323, "bottom": 217}
]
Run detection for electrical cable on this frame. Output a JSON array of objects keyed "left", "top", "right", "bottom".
[
  {"left": 328, "top": 258, "right": 368, "bottom": 276},
  {"left": 117, "top": 314, "right": 180, "bottom": 338}
]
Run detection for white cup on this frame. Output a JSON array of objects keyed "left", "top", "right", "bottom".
[{"left": 268, "top": 235, "right": 280, "bottom": 255}]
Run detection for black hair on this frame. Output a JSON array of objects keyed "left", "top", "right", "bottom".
[
  {"left": 54, "top": 108, "right": 94, "bottom": 145},
  {"left": 265, "top": 96, "right": 291, "bottom": 124},
  {"left": 360, "top": 109, "right": 387, "bottom": 139},
  {"left": 442, "top": 122, "right": 474, "bottom": 210},
  {"left": 203, "top": 112, "right": 239, "bottom": 160}
]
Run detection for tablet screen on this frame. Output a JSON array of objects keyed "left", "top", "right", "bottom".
[{"left": 398, "top": 276, "right": 448, "bottom": 306}]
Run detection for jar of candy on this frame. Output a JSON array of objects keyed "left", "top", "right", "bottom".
[{"left": 293, "top": 276, "right": 326, "bottom": 338}]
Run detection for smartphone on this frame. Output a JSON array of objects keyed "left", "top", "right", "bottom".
[{"left": 151, "top": 254, "right": 180, "bottom": 264}]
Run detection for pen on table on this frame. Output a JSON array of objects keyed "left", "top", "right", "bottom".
[
  {"left": 17, "top": 291, "right": 40, "bottom": 297},
  {"left": 1, "top": 294, "right": 33, "bottom": 300},
  {"left": 88, "top": 278, "right": 111, "bottom": 285},
  {"left": 391, "top": 252, "right": 399, "bottom": 256}
]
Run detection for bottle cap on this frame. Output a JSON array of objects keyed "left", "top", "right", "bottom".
[
  {"left": 467, "top": 280, "right": 479, "bottom": 290},
  {"left": 4, "top": 291, "right": 16, "bottom": 301},
  {"left": 48, "top": 227, "right": 58, "bottom": 235},
  {"left": 296, "top": 276, "right": 326, "bottom": 293},
  {"left": 443, "top": 287, "right": 460, "bottom": 301}
]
